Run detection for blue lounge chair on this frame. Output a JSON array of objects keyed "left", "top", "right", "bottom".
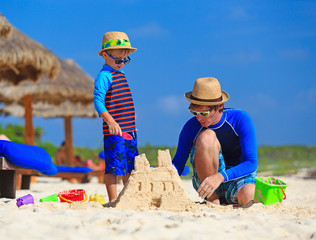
[{"left": 0, "top": 140, "right": 57, "bottom": 198}]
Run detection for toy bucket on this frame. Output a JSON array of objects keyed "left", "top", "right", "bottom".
[
  {"left": 58, "top": 189, "right": 87, "bottom": 203},
  {"left": 254, "top": 177, "right": 288, "bottom": 205},
  {"left": 16, "top": 194, "right": 34, "bottom": 207}
]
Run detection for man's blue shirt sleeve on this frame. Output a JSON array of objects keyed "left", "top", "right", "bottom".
[
  {"left": 94, "top": 70, "right": 112, "bottom": 116},
  {"left": 172, "top": 118, "right": 199, "bottom": 175},
  {"left": 219, "top": 110, "right": 258, "bottom": 182}
]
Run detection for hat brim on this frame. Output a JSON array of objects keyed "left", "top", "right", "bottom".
[
  {"left": 184, "top": 90, "right": 229, "bottom": 105},
  {"left": 98, "top": 46, "right": 137, "bottom": 56}
]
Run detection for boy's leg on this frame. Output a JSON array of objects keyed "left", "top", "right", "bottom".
[
  {"left": 122, "top": 173, "right": 130, "bottom": 185},
  {"left": 103, "top": 134, "right": 126, "bottom": 202},
  {"left": 194, "top": 129, "right": 221, "bottom": 204},
  {"left": 104, "top": 173, "right": 118, "bottom": 202}
]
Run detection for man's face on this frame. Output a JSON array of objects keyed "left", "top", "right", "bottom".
[{"left": 189, "top": 105, "right": 222, "bottom": 127}]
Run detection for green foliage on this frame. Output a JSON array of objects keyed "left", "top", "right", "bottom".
[
  {"left": 74, "top": 146, "right": 103, "bottom": 164},
  {"left": 37, "top": 141, "right": 59, "bottom": 164},
  {"left": 0, "top": 123, "right": 43, "bottom": 143},
  {"left": 138, "top": 144, "right": 193, "bottom": 179},
  {"left": 257, "top": 145, "right": 316, "bottom": 175},
  {"left": 2, "top": 124, "right": 316, "bottom": 177}
]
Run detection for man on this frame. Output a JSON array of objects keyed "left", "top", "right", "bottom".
[{"left": 172, "top": 77, "right": 258, "bottom": 206}]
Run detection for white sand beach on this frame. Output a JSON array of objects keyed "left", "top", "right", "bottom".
[{"left": 0, "top": 167, "right": 315, "bottom": 240}]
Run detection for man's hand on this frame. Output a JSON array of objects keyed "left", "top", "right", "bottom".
[{"left": 197, "top": 173, "right": 224, "bottom": 200}]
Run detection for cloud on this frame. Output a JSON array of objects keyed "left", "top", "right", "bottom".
[
  {"left": 157, "top": 95, "right": 187, "bottom": 116},
  {"left": 210, "top": 50, "right": 263, "bottom": 65},
  {"left": 130, "top": 22, "right": 167, "bottom": 38},
  {"left": 238, "top": 93, "right": 277, "bottom": 116},
  {"left": 278, "top": 49, "right": 308, "bottom": 60},
  {"left": 294, "top": 86, "right": 316, "bottom": 110},
  {"left": 228, "top": 7, "right": 251, "bottom": 20}
]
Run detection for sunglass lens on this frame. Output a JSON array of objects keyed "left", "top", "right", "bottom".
[
  {"left": 200, "top": 112, "right": 209, "bottom": 117},
  {"left": 189, "top": 110, "right": 197, "bottom": 115}
]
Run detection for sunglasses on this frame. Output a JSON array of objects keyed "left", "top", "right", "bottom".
[
  {"left": 188, "top": 108, "right": 213, "bottom": 117},
  {"left": 107, "top": 53, "right": 131, "bottom": 65}
]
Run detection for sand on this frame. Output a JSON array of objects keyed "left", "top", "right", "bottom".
[{"left": 0, "top": 151, "right": 316, "bottom": 239}]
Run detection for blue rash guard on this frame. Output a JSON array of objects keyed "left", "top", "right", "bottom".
[{"left": 172, "top": 108, "right": 258, "bottom": 182}]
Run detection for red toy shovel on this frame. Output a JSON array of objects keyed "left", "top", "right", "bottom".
[{"left": 122, "top": 132, "right": 133, "bottom": 140}]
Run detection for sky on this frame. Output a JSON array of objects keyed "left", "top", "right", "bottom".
[{"left": 1, "top": 0, "right": 316, "bottom": 148}]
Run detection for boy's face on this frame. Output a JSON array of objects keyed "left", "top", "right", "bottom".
[{"left": 102, "top": 50, "right": 130, "bottom": 71}]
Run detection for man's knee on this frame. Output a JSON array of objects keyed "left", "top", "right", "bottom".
[
  {"left": 236, "top": 183, "right": 255, "bottom": 206},
  {"left": 196, "top": 129, "right": 220, "bottom": 151}
]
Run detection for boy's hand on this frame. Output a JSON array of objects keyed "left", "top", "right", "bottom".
[
  {"left": 100, "top": 111, "right": 122, "bottom": 136},
  {"left": 108, "top": 121, "right": 122, "bottom": 136}
]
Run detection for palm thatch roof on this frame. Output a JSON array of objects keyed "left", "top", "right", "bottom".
[
  {"left": 0, "top": 14, "right": 12, "bottom": 38},
  {"left": 0, "top": 59, "right": 94, "bottom": 105},
  {"left": 0, "top": 101, "right": 97, "bottom": 118},
  {"left": 0, "top": 16, "right": 60, "bottom": 84}
]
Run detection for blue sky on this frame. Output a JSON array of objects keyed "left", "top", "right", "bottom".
[{"left": 1, "top": 0, "right": 316, "bottom": 148}]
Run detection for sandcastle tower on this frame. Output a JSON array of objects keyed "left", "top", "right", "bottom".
[{"left": 111, "top": 149, "right": 195, "bottom": 212}]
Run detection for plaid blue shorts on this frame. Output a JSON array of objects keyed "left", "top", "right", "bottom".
[
  {"left": 103, "top": 131, "right": 138, "bottom": 175},
  {"left": 190, "top": 145, "right": 256, "bottom": 205}
]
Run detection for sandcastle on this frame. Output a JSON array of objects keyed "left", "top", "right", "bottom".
[{"left": 109, "top": 149, "right": 197, "bottom": 212}]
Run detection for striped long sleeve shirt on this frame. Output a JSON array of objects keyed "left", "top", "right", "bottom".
[{"left": 94, "top": 65, "right": 136, "bottom": 135}]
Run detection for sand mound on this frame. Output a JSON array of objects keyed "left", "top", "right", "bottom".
[{"left": 107, "top": 149, "right": 202, "bottom": 212}]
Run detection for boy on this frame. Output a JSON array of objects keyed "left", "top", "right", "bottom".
[{"left": 94, "top": 31, "right": 138, "bottom": 202}]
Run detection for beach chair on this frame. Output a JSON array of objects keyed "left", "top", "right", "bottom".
[
  {"left": 51, "top": 166, "right": 104, "bottom": 183},
  {"left": 0, "top": 140, "right": 57, "bottom": 199},
  {"left": 0, "top": 156, "right": 40, "bottom": 198}
]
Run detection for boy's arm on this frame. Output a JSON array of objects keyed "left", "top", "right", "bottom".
[
  {"left": 94, "top": 71, "right": 122, "bottom": 136},
  {"left": 94, "top": 71, "right": 111, "bottom": 115}
]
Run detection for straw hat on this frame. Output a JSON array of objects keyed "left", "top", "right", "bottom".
[
  {"left": 184, "top": 77, "right": 229, "bottom": 105},
  {"left": 98, "top": 31, "right": 137, "bottom": 56}
]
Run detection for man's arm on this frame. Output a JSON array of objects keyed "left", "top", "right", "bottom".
[
  {"left": 172, "top": 118, "right": 200, "bottom": 175},
  {"left": 219, "top": 110, "right": 258, "bottom": 182}
]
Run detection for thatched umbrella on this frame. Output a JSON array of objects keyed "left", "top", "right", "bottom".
[
  {"left": 0, "top": 59, "right": 95, "bottom": 166},
  {"left": 0, "top": 14, "right": 12, "bottom": 38},
  {"left": 0, "top": 14, "right": 61, "bottom": 145},
  {"left": 0, "top": 102, "right": 97, "bottom": 118},
  {"left": 0, "top": 15, "right": 60, "bottom": 84},
  {"left": 0, "top": 59, "right": 94, "bottom": 105}
]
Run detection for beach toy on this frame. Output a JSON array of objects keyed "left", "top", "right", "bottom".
[
  {"left": 39, "top": 194, "right": 59, "bottom": 202},
  {"left": 254, "top": 177, "right": 288, "bottom": 205},
  {"left": 89, "top": 193, "right": 106, "bottom": 205},
  {"left": 16, "top": 194, "right": 34, "bottom": 207},
  {"left": 122, "top": 132, "right": 133, "bottom": 140},
  {"left": 58, "top": 189, "right": 87, "bottom": 203}
]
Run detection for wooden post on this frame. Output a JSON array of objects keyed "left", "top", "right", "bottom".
[
  {"left": 64, "top": 116, "right": 74, "bottom": 166},
  {"left": 24, "top": 95, "right": 35, "bottom": 145}
]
